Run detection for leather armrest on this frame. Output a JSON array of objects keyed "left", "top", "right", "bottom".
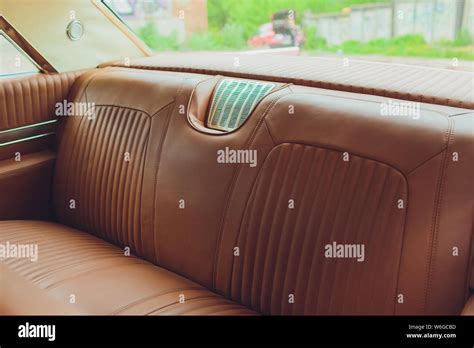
[{"left": 461, "top": 295, "right": 474, "bottom": 315}]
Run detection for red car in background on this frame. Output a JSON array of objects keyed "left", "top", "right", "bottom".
[{"left": 249, "top": 9, "right": 305, "bottom": 48}]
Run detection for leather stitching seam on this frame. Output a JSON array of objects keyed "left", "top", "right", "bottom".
[
  {"left": 423, "top": 117, "right": 454, "bottom": 313},
  {"left": 211, "top": 88, "right": 291, "bottom": 292}
]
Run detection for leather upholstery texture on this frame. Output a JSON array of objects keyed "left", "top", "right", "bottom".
[
  {"left": 0, "top": 151, "right": 55, "bottom": 220},
  {"left": 0, "top": 72, "right": 82, "bottom": 131},
  {"left": 0, "top": 221, "right": 256, "bottom": 315},
  {"left": 0, "top": 72, "right": 83, "bottom": 218},
  {"left": 101, "top": 54, "right": 474, "bottom": 109},
  {"left": 226, "top": 144, "right": 406, "bottom": 315},
  {"left": 0, "top": 66, "right": 473, "bottom": 315},
  {"left": 461, "top": 296, "right": 474, "bottom": 315}
]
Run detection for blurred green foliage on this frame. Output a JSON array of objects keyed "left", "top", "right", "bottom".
[
  {"left": 137, "top": 22, "right": 180, "bottom": 51},
  {"left": 315, "top": 34, "right": 474, "bottom": 60},
  {"left": 303, "top": 26, "right": 327, "bottom": 50},
  {"left": 451, "top": 29, "right": 474, "bottom": 47},
  {"left": 138, "top": 22, "right": 247, "bottom": 51},
  {"left": 207, "top": 0, "right": 379, "bottom": 38},
  {"left": 137, "top": 0, "right": 474, "bottom": 61}
]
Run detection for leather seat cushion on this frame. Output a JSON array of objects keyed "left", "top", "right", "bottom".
[{"left": 0, "top": 221, "right": 256, "bottom": 315}]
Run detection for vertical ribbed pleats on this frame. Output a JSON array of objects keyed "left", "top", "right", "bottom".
[
  {"left": 0, "top": 72, "right": 81, "bottom": 130},
  {"left": 231, "top": 143, "right": 407, "bottom": 315},
  {"left": 54, "top": 106, "right": 150, "bottom": 256}
]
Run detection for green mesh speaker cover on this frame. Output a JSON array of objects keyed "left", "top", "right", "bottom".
[{"left": 207, "top": 78, "right": 274, "bottom": 131}]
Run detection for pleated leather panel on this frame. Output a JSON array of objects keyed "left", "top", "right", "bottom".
[
  {"left": 0, "top": 72, "right": 82, "bottom": 131},
  {"left": 0, "top": 220, "right": 257, "bottom": 315},
  {"left": 0, "top": 220, "right": 136, "bottom": 286},
  {"left": 230, "top": 143, "right": 407, "bottom": 315},
  {"left": 54, "top": 105, "right": 150, "bottom": 255}
]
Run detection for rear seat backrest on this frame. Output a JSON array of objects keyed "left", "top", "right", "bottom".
[
  {"left": 214, "top": 89, "right": 473, "bottom": 315},
  {"left": 55, "top": 68, "right": 287, "bottom": 288},
  {"left": 55, "top": 68, "right": 473, "bottom": 315},
  {"left": 54, "top": 69, "right": 184, "bottom": 261},
  {"left": 149, "top": 78, "right": 288, "bottom": 288},
  {"left": 220, "top": 144, "right": 406, "bottom": 315}
]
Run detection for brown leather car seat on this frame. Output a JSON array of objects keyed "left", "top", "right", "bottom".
[
  {"left": 214, "top": 88, "right": 473, "bottom": 315},
  {"left": 0, "top": 67, "right": 472, "bottom": 315},
  {"left": 0, "top": 69, "right": 257, "bottom": 315}
]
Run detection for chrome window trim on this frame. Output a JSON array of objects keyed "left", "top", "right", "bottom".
[
  {"left": 0, "top": 132, "right": 55, "bottom": 147},
  {"left": 0, "top": 119, "right": 57, "bottom": 135}
]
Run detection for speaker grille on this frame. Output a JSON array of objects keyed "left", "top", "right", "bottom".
[{"left": 207, "top": 79, "right": 274, "bottom": 131}]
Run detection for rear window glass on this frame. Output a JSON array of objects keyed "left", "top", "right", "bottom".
[
  {"left": 103, "top": 0, "right": 474, "bottom": 71},
  {"left": 0, "top": 32, "right": 39, "bottom": 77}
]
